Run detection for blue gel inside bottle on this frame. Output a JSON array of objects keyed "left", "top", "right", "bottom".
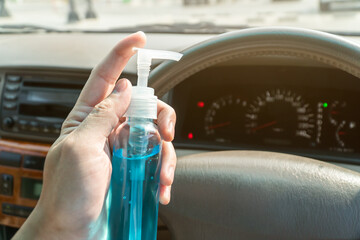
[{"left": 105, "top": 145, "right": 161, "bottom": 240}]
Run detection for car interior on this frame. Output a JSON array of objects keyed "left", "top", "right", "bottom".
[{"left": 1, "top": 0, "right": 360, "bottom": 239}]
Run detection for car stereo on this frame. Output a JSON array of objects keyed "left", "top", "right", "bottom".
[{"left": 0, "top": 73, "right": 86, "bottom": 142}]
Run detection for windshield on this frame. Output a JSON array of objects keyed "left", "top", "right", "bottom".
[{"left": 0, "top": 0, "right": 359, "bottom": 33}]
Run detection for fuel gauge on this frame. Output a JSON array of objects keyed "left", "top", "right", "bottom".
[
  {"left": 335, "top": 120, "right": 359, "bottom": 149},
  {"left": 326, "top": 100, "right": 360, "bottom": 151},
  {"left": 329, "top": 101, "right": 347, "bottom": 126}
]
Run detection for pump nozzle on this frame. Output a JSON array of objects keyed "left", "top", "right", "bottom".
[
  {"left": 133, "top": 47, "right": 183, "bottom": 87},
  {"left": 125, "top": 48, "right": 183, "bottom": 119}
]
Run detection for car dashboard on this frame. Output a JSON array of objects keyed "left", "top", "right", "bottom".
[{"left": 0, "top": 32, "right": 359, "bottom": 238}]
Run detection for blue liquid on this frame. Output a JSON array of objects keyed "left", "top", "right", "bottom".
[{"left": 105, "top": 145, "right": 161, "bottom": 240}]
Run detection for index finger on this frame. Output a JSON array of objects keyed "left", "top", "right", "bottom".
[
  {"left": 157, "top": 100, "right": 176, "bottom": 142},
  {"left": 77, "top": 31, "right": 146, "bottom": 107}
]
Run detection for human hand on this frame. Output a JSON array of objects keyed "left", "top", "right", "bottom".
[{"left": 13, "top": 32, "right": 177, "bottom": 240}]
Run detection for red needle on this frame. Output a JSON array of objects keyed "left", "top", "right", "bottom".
[
  {"left": 208, "top": 121, "right": 231, "bottom": 129},
  {"left": 252, "top": 120, "right": 277, "bottom": 132},
  {"left": 338, "top": 131, "right": 346, "bottom": 136}
]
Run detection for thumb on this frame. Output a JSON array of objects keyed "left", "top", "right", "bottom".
[{"left": 76, "top": 78, "right": 132, "bottom": 141}]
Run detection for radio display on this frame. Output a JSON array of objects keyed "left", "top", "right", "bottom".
[
  {"left": 18, "top": 89, "right": 80, "bottom": 119},
  {"left": 19, "top": 104, "right": 72, "bottom": 119},
  {"left": 27, "top": 91, "right": 79, "bottom": 103}
]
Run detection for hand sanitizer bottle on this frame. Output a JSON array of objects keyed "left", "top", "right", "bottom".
[{"left": 105, "top": 48, "right": 182, "bottom": 240}]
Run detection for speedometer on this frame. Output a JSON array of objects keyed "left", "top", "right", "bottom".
[
  {"left": 245, "top": 89, "right": 315, "bottom": 146},
  {"left": 204, "top": 95, "right": 247, "bottom": 143}
]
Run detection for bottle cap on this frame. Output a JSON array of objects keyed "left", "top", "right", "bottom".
[{"left": 125, "top": 47, "right": 183, "bottom": 119}]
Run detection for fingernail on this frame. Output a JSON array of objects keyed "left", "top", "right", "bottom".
[
  {"left": 113, "top": 79, "right": 128, "bottom": 93},
  {"left": 136, "top": 31, "right": 146, "bottom": 39}
]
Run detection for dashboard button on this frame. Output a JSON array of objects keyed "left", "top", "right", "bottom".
[
  {"left": 6, "top": 75, "right": 21, "bottom": 82},
  {"left": 2, "top": 203, "right": 15, "bottom": 215},
  {"left": 16, "top": 207, "right": 33, "bottom": 218},
  {"left": 5, "top": 84, "right": 20, "bottom": 91},
  {"left": 29, "top": 122, "right": 39, "bottom": 131},
  {"left": 2, "top": 117, "right": 15, "bottom": 129},
  {"left": 23, "top": 155, "right": 45, "bottom": 170},
  {"left": 2, "top": 203, "right": 33, "bottom": 218},
  {"left": 18, "top": 120, "right": 29, "bottom": 130},
  {"left": 4, "top": 93, "right": 18, "bottom": 101},
  {"left": 3, "top": 102, "right": 17, "bottom": 110},
  {"left": 41, "top": 125, "right": 50, "bottom": 133},
  {"left": 0, "top": 151, "right": 21, "bottom": 167},
  {"left": 53, "top": 124, "right": 61, "bottom": 134},
  {"left": 0, "top": 174, "right": 13, "bottom": 196}
]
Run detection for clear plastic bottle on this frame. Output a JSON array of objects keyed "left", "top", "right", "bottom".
[
  {"left": 100, "top": 47, "right": 182, "bottom": 240},
  {"left": 107, "top": 117, "right": 162, "bottom": 240}
]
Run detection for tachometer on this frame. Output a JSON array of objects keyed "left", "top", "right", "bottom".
[
  {"left": 245, "top": 89, "right": 315, "bottom": 145},
  {"left": 204, "top": 95, "right": 247, "bottom": 143}
]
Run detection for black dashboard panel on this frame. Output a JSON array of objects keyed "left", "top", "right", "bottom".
[
  {"left": 0, "top": 71, "right": 87, "bottom": 143},
  {"left": 172, "top": 66, "right": 360, "bottom": 162},
  {"left": 0, "top": 69, "right": 137, "bottom": 143}
]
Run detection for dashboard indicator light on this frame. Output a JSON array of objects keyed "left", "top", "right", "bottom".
[
  {"left": 188, "top": 132, "right": 194, "bottom": 139},
  {"left": 323, "top": 102, "right": 328, "bottom": 108},
  {"left": 197, "top": 101, "right": 205, "bottom": 108}
]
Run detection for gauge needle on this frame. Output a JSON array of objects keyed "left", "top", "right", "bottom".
[
  {"left": 252, "top": 120, "right": 277, "bottom": 132},
  {"left": 338, "top": 131, "right": 346, "bottom": 136},
  {"left": 208, "top": 121, "right": 231, "bottom": 129}
]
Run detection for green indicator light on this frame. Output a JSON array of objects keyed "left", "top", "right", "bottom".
[{"left": 323, "top": 102, "right": 328, "bottom": 108}]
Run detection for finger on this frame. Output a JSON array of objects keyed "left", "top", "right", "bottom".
[
  {"left": 77, "top": 31, "right": 146, "bottom": 107},
  {"left": 75, "top": 79, "right": 132, "bottom": 141},
  {"left": 159, "top": 185, "right": 171, "bottom": 205},
  {"left": 160, "top": 141, "right": 177, "bottom": 187},
  {"left": 108, "top": 116, "right": 126, "bottom": 149},
  {"left": 157, "top": 100, "right": 176, "bottom": 142}
]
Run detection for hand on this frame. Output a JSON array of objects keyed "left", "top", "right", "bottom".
[{"left": 13, "top": 32, "right": 177, "bottom": 240}]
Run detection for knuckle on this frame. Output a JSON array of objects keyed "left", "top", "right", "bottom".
[
  {"left": 93, "top": 98, "right": 114, "bottom": 115},
  {"left": 61, "top": 119, "right": 75, "bottom": 129}
]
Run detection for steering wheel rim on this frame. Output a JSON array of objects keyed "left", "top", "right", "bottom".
[
  {"left": 150, "top": 26, "right": 360, "bottom": 97},
  {"left": 150, "top": 27, "right": 360, "bottom": 239}
]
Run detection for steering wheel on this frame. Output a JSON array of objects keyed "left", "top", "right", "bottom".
[{"left": 149, "top": 27, "right": 360, "bottom": 240}]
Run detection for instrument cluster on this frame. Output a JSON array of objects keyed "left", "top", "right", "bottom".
[{"left": 172, "top": 66, "right": 360, "bottom": 157}]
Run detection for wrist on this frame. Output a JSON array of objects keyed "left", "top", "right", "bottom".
[
  {"left": 12, "top": 204, "right": 50, "bottom": 240},
  {"left": 13, "top": 202, "right": 89, "bottom": 240}
]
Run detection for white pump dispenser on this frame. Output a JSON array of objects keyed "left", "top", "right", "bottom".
[{"left": 124, "top": 48, "right": 183, "bottom": 119}]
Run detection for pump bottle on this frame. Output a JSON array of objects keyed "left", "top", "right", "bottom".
[{"left": 104, "top": 48, "right": 182, "bottom": 240}]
